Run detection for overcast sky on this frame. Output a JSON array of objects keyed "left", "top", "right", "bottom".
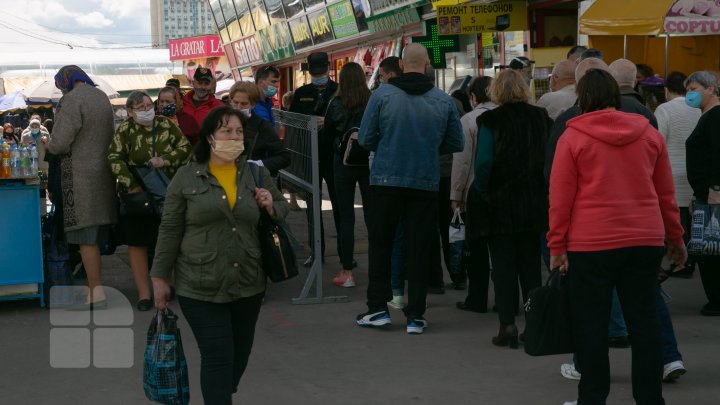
[{"left": 1, "top": 0, "right": 152, "bottom": 48}]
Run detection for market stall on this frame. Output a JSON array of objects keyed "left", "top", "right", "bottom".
[{"left": 580, "top": 0, "right": 720, "bottom": 77}]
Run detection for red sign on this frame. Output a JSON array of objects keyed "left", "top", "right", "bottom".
[
  {"left": 228, "top": 35, "right": 264, "bottom": 69},
  {"left": 168, "top": 35, "right": 224, "bottom": 61}
]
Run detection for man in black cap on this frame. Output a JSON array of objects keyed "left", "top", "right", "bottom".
[
  {"left": 177, "top": 67, "right": 224, "bottom": 146},
  {"left": 290, "top": 52, "right": 340, "bottom": 266}
]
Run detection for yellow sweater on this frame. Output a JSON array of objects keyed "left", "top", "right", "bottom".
[{"left": 208, "top": 161, "right": 237, "bottom": 210}]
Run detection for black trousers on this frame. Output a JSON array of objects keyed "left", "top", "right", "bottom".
[
  {"left": 698, "top": 257, "right": 720, "bottom": 309},
  {"left": 487, "top": 232, "right": 541, "bottom": 325},
  {"left": 568, "top": 247, "right": 665, "bottom": 405},
  {"left": 178, "top": 293, "right": 264, "bottom": 405},
  {"left": 333, "top": 156, "right": 370, "bottom": 270},
  {"left": 465, "top": 236, "right": 491, "bottom": 311},
  {"left": 429, "top": 176, "right": 452, "bottom": 287},
  {"left": 306, "top": 158, "right": 341, "bottom": 259},
  {"left": 366, "top": 186, "right": 438, "bottom": 319}
]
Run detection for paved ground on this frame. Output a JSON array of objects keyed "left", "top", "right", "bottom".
[{"left": 1, "top": 194, "right": 719, "bottom": 404}]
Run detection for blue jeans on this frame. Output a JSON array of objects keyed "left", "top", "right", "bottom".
[
  {"left": 657, "top": 286, "right": 682, "bottom": 364},
  {"left": 609, "top": 288, "right": 628, "bottom": 338},
  {"left": 390, "top": 220, "right": 407, "bottom": 296}
]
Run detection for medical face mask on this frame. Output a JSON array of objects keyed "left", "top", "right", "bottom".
[
  {"left": 30, "top": 128, "right": 40, "bottom": 135},
  {"left": 240, "top": 108, "right": 252, "bottom": 118},
  {"left": 312, "top": 75, "right": 329, "bottom": 86},
  {"left": 134, "top": 109, "right": 155, "bottom": 126},
  {"left": 211, "top": 136, "right": 245, "bottom": 162},
  {"left": 685, "top": 91, "right": 703, "bottom": 109},
  {"left": 264, "top": 85, "right": 278, "bottom": 98}
]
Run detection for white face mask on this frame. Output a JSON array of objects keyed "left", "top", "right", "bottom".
[
  {"left": 240, "top": 108, "right": 251, "bottom": 118},
  {"left": 134, "top": 109, "right": 155, "bottom": 126}
]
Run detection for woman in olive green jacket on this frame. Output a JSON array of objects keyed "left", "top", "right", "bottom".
[
  {"left": 151, "top": 107, "right": 289, "bottom": 404},
  {"left": 107, "top": 91, "right": 191, "bottom": 311}
]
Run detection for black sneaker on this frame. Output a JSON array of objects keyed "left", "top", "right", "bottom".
[
  {"left": 356, "top": 309, "right": 392, "bottom": 327},
  {"left": 427, "top": 286, "right": 445, "bottom": 295}
]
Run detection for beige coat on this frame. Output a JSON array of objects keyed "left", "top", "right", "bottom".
[
  {"left": 47, "top": 84, "right": 117, "bottom": 231},
  {"left": 450, "top": 102, "right": 496, "bottom": 206}
]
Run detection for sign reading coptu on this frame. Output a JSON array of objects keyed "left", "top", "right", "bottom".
[
  {"left": 665, "top": 0, "right": 720, "bottom": 35},
  {"left": 168, "top": 35, "right": 225, "bottom": 61}
]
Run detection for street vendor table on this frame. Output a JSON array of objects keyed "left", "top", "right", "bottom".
[{"left": 0, "top": 178, "right": 44, "bottom": 307}]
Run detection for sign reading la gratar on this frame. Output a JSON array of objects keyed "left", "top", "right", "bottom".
[{"left": 168, "top": 35, "right": 224, "bottom": 61}]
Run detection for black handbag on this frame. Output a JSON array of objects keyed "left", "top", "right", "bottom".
[
  {"left": 249, "top": 163, "right": 298, "bottom": 282},
  {"left": 523, "top": 270, "right": 574, "bottom": 356},
  {"left": 120, "top": 119, "right": 168, "bottom": 217},
  {"left": 340, "top": 127, "right": 369, "bottom": 167}
]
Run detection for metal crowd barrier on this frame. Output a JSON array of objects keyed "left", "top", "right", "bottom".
[{"left": 274, "top": 109, "right": 349, "bottom": 305}]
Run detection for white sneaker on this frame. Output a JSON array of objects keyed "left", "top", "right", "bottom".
[
  {"left": 387, "top": 295, "right": 405, "bottom": 310},
  {"left": 341, "top": 275, "right": 356, "bottom": 288},
  {"left": 563, "top": 401, "right": 577, "bottom": 405},
  {"left": 561, "top": 363, "right": 581, "bottom": 380},
  {"left": 663, "top": 360, "right": 686, "bottom": 382}
]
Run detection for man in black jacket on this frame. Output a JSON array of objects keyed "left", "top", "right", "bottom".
[{"left": 290, "top": 52, "right": 341, "bottom": 266}]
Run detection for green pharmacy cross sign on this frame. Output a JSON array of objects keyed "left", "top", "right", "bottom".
[{"left": 412, "top": 19, "right": 459, "bottom": 69}]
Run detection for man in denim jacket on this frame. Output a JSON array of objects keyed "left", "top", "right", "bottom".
[{"left": 357, "top": 43, "right": 464, "bottom": 335}]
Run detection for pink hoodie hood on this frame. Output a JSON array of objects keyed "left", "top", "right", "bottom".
[{"left": 566, "top": 109, "right": 652, "bottom": 146}]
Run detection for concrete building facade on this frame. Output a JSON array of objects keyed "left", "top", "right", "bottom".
[{"left": 151, "top": 0, "right": 216, "bottom": 48}]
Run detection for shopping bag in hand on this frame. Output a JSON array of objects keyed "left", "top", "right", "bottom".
[
  {"left": 447, "top": 208, "right": 467, "bottom": 284},
  {"left": 143, "top": 309, "right": 190, "bottom": 405},
  {"left": 523, "top": 270, "right": 573, "bottom": 356}
]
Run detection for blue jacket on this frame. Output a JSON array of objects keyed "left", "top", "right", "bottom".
[
  {"left": 358, "top": 73, "right": 464, "bottom": 191},
  {"left": 252, "top": 96, "right": 276, "bottom": 128}
]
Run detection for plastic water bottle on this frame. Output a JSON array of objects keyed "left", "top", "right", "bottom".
[
  {"left": 30, "top": 145, "right": 39, "bottom": 176},
  {"left": 10, "top": 144, "right": 19, "bottom": 178},
  {"left": 20, "top": 144, "right": 30, "bottom": 177}
]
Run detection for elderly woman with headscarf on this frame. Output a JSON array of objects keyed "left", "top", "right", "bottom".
[{"left": 41, "top": 65, "right": 117, "bottom": 309}]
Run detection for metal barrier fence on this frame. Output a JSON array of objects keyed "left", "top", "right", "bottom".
[{"left": 274, "top": 109, "right": 349, "bottom": 305}]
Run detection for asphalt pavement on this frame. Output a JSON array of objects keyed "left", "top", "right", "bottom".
[{"left": 1, "top": 196, "right": 719, "bottom": 405}]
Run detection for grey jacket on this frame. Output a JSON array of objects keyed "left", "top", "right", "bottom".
[{"left": 47, "top": 84, "right": 117, "bottom": 231}]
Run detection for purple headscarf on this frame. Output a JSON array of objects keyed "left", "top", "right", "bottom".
[{"left": 54, "top": 65, "right": 96, "bottom": 93}]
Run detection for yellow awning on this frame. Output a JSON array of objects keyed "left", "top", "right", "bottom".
[{"left": 580, "top": 0, "right": 676, "bottom": 36}]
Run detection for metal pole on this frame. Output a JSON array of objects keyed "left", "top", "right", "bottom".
[
  {"left": 623, "top": 35, "right": 628, "bottom": 59},
  {"left": 665, "top": 35, "right": 670, "bottom": 79},
  {"left": 310, "top": 116, "right": 323, "bottom": 302}
]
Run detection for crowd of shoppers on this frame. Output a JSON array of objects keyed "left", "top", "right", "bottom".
[{"left": 29, "top": 42, "right": 720, "bottom": 405}]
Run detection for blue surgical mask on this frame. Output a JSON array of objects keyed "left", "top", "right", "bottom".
[
  {"left": 312, "top": 75, "right": 329, "bottom": 87},
  {"left": 264, "top": 85, "right": 278, "bottom": 98},
  {"left": 685, "top": 91, "right": 703, "bottom": 109}
]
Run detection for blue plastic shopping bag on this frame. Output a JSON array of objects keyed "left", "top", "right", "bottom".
[{"left": 143, "top": 308, "right": 190, "bottom": 405}]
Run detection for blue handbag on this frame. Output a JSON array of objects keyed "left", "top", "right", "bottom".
[
  {"left": 688, "top": 201, "right": 720, "bottom": 257},
  {"left": 143, "top": 309, "right": 190, "bottom": 405}
]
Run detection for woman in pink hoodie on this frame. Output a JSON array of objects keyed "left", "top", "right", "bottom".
[{"left": 548, "top": 69, "right": 687, "bottom": 405}]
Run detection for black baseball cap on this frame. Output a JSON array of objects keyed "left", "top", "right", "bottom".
[
  {"left": 308, "top": 52, "right": 329, "bottom": 75},
  {"left": 509, "top": 57, "right": 534, "bottom": 70},
  {"left": 193, "top": 67, "right": 214, "bottom": 82}
]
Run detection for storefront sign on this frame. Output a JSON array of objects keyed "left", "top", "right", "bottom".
[
  {"left": 436, "top": 0, "right": 527, "bottom": 35},
  {"left": 289, "top": 16, "right": 315, "bottom": 50},
  {"left": 411, "top": 19, "right": 459, "bottom": 69},
  {"left": 228, "top": 35, "right": 264, "bottom": 68},
  {"left": 665, "top": 1, "right": 720, "bottom": 35},
  {"left": 307, "top": 9, "right": 336, "bottom": 44},
  {"left": 367, "top": 8, "right": 420, "bottom": 33},
  {"left": 328, "top": 0, "right": 360, "bottom": 39},
  {"left": 362, "top": 0, "right": 425, "bottom": 18},
  {"left": 168, "top": 35, "right": 224, "bottom": 61},
  {"left": 257, "top": 24, "right": 295, "bottom": 63}
]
